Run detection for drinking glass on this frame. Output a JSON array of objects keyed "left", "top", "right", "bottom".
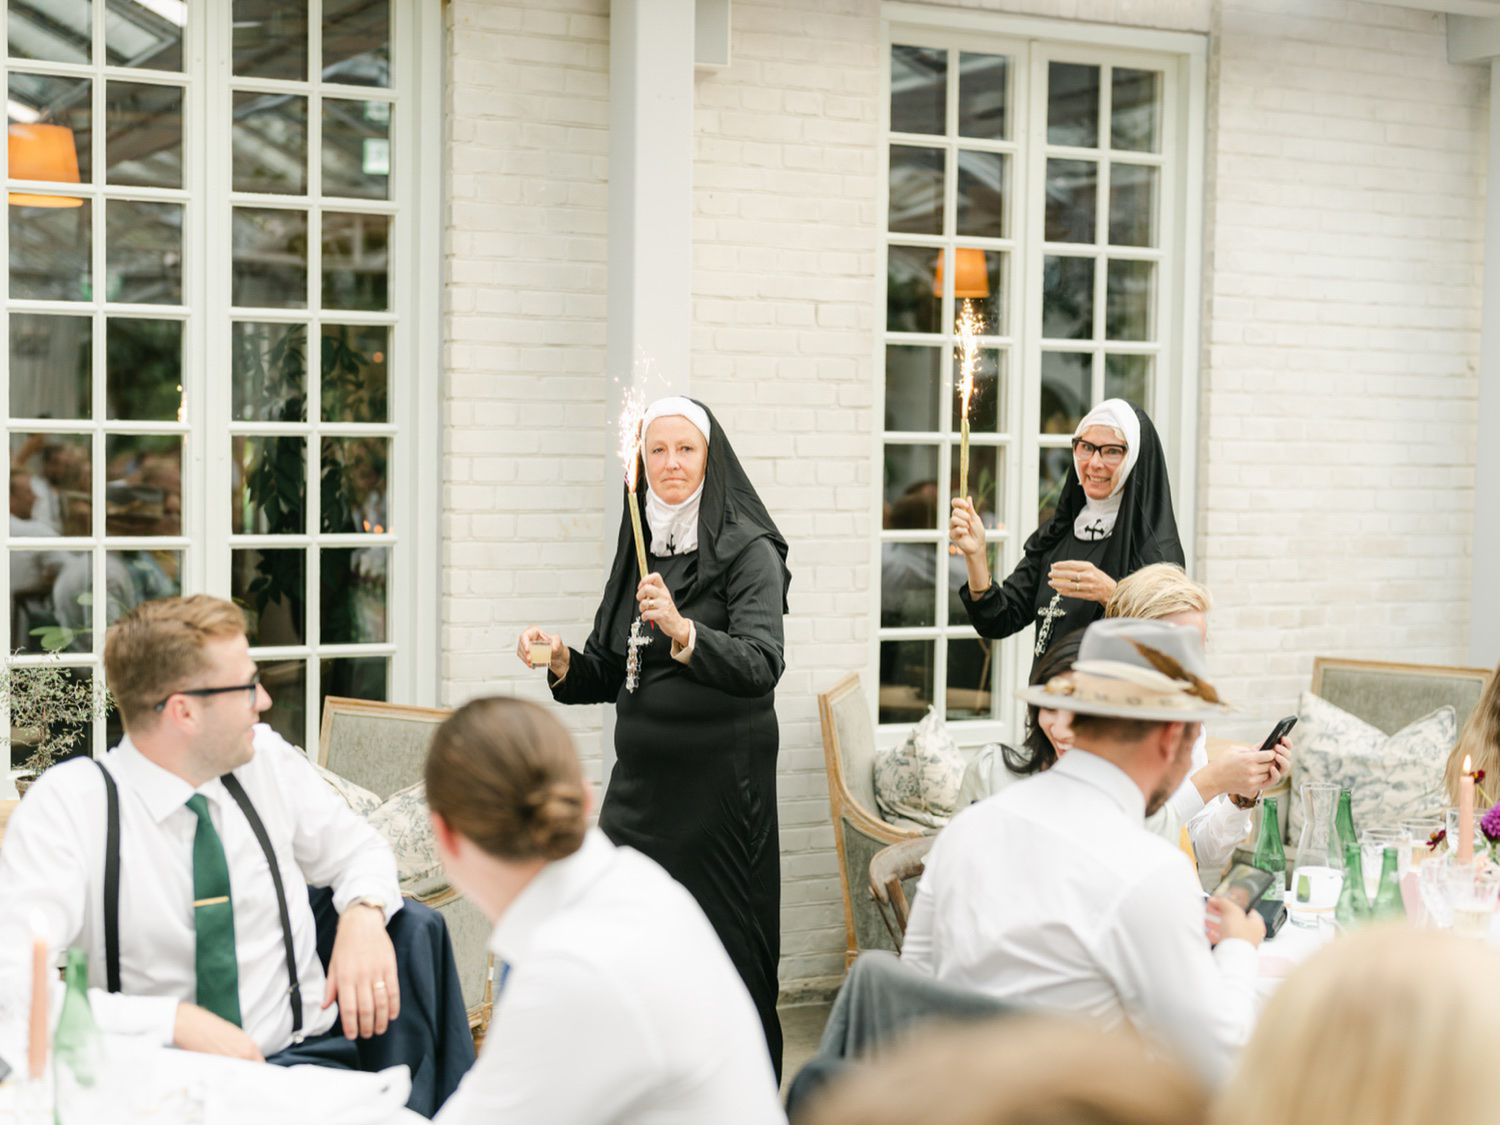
[
  {"left": 1419, "top": 854, "right": 1456, "bottom": 929},
  {"left": 1401, "top": 818, "right": 1444, "bottom": 868},
  {"left": 1451, "top": 863, "right": 1500, "bottom": 939},
  {"left": 1360, "top": 827, "right": 1407, "bottom": 903}
]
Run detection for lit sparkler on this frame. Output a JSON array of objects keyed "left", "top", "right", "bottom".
[
  {"left": 617, "top": 386, "right": 652, "bottom": 692},
  {"left": 955, "top": 301, "right": 983, "bottom": 501}
]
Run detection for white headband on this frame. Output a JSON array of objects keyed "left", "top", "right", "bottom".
[{"left": 642, "top": 396, "right": 711, "bottom": 446}]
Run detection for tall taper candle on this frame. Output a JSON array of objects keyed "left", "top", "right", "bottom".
[
  {"left": 28, "top": 915, "right": 46, "bottom": 1080},
  {"left": 1460, "top": 753, "right": 1475, "bottom": 863}
]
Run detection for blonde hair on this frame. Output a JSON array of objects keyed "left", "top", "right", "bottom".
[
  {"left": 425, "top": 697, "right": 587, "bottom": 863},
  {"left": 1215, "top": 927, "right": 1500, "bottom": 1125},
  {"left": 1444, "top": 661, "right": 1500, "bottom": 809},
  {"left": 803, "top": 1015, "right": 1207, "bottom": 1125},
  {"left": 1105, "top": 562, "right": 1212, "bottom": 622},
  {"left": 104, "top": 595, "right": 247, "bottom": 731}
]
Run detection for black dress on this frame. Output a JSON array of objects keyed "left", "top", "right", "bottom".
[{"left": 548, "top": 399, "right": 792, "bottom": 1080}]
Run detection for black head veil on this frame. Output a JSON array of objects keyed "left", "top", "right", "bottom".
[
  {"left": 1028, "top": 403, "right": 1184, "bottom": 575},
  {"left": 591, "top": 399, "right": 791, "bottom": 653}
]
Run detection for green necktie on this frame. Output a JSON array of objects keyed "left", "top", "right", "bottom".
[{"left": 186, "top": 794, "right": 241, "bottom": 1026}]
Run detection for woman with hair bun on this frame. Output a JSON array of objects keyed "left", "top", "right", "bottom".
[{"left": 426, "top": 697, "right": 784, "bottom": 1125}]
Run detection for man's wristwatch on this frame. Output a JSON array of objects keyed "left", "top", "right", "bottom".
[
  {"left": 1229, "top": 792, "right": 1259, "bottom": 810},
  {"left": 348, "top": 895, "right": 387, "bottom": 914}
]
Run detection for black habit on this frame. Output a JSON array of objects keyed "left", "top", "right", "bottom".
[
  {"left": 550, "top": 400, "right": 791, "bottom": 1079},
  {"left": 961, "top": 402, "right": 1184, "bottom": 673}
]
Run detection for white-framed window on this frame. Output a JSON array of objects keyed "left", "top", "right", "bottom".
[
  {"left": 4, "top": 0, "right": 439, "bottom": 760},
  {"left": 876, "top": 11, "right": 1204, "bottom": 743}
]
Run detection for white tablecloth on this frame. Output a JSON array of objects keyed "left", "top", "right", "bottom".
[{"left": 0, "top": 1040, "right": 422, "bottom": 1124}]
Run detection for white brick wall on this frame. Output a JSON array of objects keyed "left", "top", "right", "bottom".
[{"left": 444, "top": 0, "right": 1487, "bottom": 992}]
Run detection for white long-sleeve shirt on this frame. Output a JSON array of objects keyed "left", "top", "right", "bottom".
[
  {"left": 902, "top": 748, "right": 1259, "bottom": 1086},
  {"left": 1145, "top": 730, "right": 1255, "bottom": 885},
  {"left": 436, "top": 830, "right": 784, "bottom": 1125},
  {"left": 0, "top": 725, "right": 401, "bottom": 1056}
]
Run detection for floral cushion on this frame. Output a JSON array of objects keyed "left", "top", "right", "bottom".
[
  {"left": 367, "top": 781, "right": 445, "bottom": 896},
  {"left": 1287, "top": 692, "right": 1457, "bottom": 843},
  {"left": 873, "top": 708, "right": 965, "bottom": 830},
  {"left": 313, "top": 762, "right": 382, "bottom": 819}
]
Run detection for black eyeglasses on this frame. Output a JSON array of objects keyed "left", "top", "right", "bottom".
[
  {"left": 1071, "top": 438, "right": 1127, "bottom": 466},
  {"left": 153, "top": 672, "right": 261, "bottom": 713}
]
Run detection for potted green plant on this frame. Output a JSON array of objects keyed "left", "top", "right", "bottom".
[{"left": 3, "top": 659, "right": 114, "bottom": 797}]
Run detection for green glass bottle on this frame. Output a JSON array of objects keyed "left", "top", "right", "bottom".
[
  {"left": 1370, "top": 845, "right": 1405, "bottom": 922},
  {"left": 53, "top": 948, "right": 101, "bottom": 1124},
  {"left": 1251, "top": 796, "right": 1287, "bottom": 902},
  {"left": 1336, "top": 788, "right": 1358, "bottom": 854},
  {"left": 1334, "top": 842, "right": 1370, "bottom": 930}
]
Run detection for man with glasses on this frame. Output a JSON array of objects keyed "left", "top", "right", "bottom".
[{"left": 0, "top": 595, "right": 473, "bottom": 1112}]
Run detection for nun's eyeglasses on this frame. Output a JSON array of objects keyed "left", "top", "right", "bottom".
[{"left": 1071, "top": 438, "right": 1127, "bottom": 466}]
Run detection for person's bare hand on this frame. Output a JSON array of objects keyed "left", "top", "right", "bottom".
[
  {"left": 173, "top": 1003, "right": 264, "bottom": 1061},
  {"left": 1206, "top": 896, "right": 1266, "bottom": 947},
  {"left": 323, "top": 904, "right": 400, "bottom": 1039},
  {"left": 1046, "top": 560, "right": 1116, "bottom": 604},
  {"left": 637, "top": 574, "right": 690, "bottom": 646},
  {"left": 516, "top": 626, "right": 568, "bottom": 677},
  {"left": 948, "top": 498, "right": 986, "bottom": 559},
  {"left": 1196, "top": 744, "right": 1279, "bottom": 802}
]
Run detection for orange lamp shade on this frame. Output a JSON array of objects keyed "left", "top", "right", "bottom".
[
  {"left": 932, "top": 248, "right": 990, "bottom": 299},
  {"left": 9, "top": 123, "right": 83, "bottom": 208}
]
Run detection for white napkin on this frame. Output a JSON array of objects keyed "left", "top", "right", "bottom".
[{"left": 201, "top": 1059, "right": 412, "bottom": 1125}]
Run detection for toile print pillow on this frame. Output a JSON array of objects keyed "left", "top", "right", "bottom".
[
  {"left": 367, "top": 780, "right": 445, "bottom": 896},
  {"left": 1287, "top": 692, "right": 1457, "bottom": 843},
  {"left": 313, "top": 761, "right": 383, "bottom": 819},
  {"left": 873, "top": 708, "right": 964, "bottom": 830}
]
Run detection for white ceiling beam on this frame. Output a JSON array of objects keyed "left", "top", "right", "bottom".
[{"left": 1450, "top": 14, "right": 1500, "bottom": 63}]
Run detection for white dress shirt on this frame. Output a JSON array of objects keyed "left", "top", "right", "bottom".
[
  {"left": 0, "top": 725, "right": 401, "bottom": 1056},
  {"left": 436, "top": 830, "right": 784, "bottom": 1125},
  {"left": 902, "top": 748, "right": 1259, "bottom": 1086},
  {"left": 1145, "top": 729, "right": 1254, "bottom": 885}
]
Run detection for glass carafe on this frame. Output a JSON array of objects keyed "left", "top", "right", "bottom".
[{"left": 1289, "top": 783, "right": 1344, "bottom": 928}]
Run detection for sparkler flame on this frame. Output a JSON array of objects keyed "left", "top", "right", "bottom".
[
  {"left": 956, "top": 300, "right": 982, "bottom": 415},
  {"left": 618, "top": 387, "right": 647, "bottom": 492}
]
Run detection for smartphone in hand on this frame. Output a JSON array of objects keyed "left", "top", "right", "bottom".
[{"left": 1258, "top": 715, "right": 1297, "bottom": 753}]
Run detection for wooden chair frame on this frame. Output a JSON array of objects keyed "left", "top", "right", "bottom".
[
  {"left": 1310, "top": 657, "right": 1493, "bottom": 701},
  {"left": 867, "top": 835, "right": 937, "bottom": 953}
]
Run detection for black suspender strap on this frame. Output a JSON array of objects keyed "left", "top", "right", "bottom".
[
  {"left": 92, "top": 759, "right": 122, "bottom": 994},
  {"left": 95, "top": 762, "right": 303, "bottom": 1041},
  {"left": 221, "top": 774, "right": 304, "bottom": 1043}
]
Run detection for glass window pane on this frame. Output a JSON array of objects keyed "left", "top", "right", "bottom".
[
  {"left": 1042, "top": 256, "right": 1094, "bottom": 341},
  {"left": 233, "top": 207, "right": 308, "bottom": 308},
  {"left": 953, "top": 442, "right": 1001, "bottom": 531},
  {"left": 11, "top": 313, "right": 90, "bottom": 419},
  {"left": 884, "top": 344, "right": 941, "bottom": 433},
  {"left": 883, "top": 445, "right": 938, "bottom": 530},
  {"left": 106, "top": 548, "right": 180, "bottom": 622},
  {"left": 10, "top": 203, "right": 90, "bottom": 300},
  {"left": 951, "top": 252, "right": 1005, "bottom": 337},
  {"left": 105, "top": 80, "right": 182, "bottom": 187},
  {"left": 233, "top": 0, "right": 307, "bottom": 81},
  {"left": 321, "top": 547, "right": 387, "bottom": 643},
  {"left": 946, "top": 636, "right": 993, "bottom": 717},
  {"left": 1106, "top": 259, "right": 1155, "bottom": 341},
  {"left": 886, "top": 245, "right": 940, "bottom": 335},
  {"left": 955, "top": 150, "right": 1005, "bottom": 239},
  {"left": 233, "top": 435, "right": 306, "bottom": 534},
  {"left": 321, "top": 211, "right": 389, "bottom": 311},
  {"left": 257, "top": 657, "right": 307, "bottom": 748},
  {"left": 232, "top": 92, "right": 308, "bottom": 195},
  {"left": 1109, "top": 163, "right": 1157, "bottom": 248},
  {"left": 320, "top": 437, "right": 389, "bottom": 534},
  {"left": 323, "top": 0, "right": 390, "bottom": 87},
  {"left": 9, "top": 0, "right": 91, "bottom": 64},
  {"left": 233, "top": 321, "right": 308, "bottom": 423},
  {"left": 1044, "top": 158, "right": 1096, "bottom": 244},
  {"left": 957, "top": 52, "right": 1006, "bottom": 141},
  {"left": 878, "top": 639, "right": 933, "bottom": 725},
  {"left": 10, "top": 549, "right": 82, "bottom": 654},
  {"left": 103, "top": 434, "right": 180, "bottom": 536},
  {"left": 321, "top": 324, "right": 387, "bottom": 423},
  {"left": 1105, "top": 353, "right": 1152, "bottom": 410},
  {"left": 106, "top": 200, "right": 182, "bottom": 304},
  {"left": 105, "top": 0, "right": 184, "bottom": 71},
  {"left": 888, "top": 145, "right": 943, "bottom": 235},
  {"left": 1038, "top": 447, "right": 1074, "bottom": 525},
  {"left": 1112, "top": 68, "right": 1161, "bottom": 153},
  {"left": 233, "top": 548, "right": 306, "bottom": 645},
  {"left": 107, "top": 318, "right": 183, "bottom": 421},
  {"left": 10, "top": 432, "right": 92, "bottom": 535},
  {"left": 881, "top": 542, "right": 936, "bottom": 628},
  {"left": 9, "top": 74, "right": 92, "bottom": 185},
  {"left": 950, "top": 347, "right": 1003, "bottom": 435},
  {"left": 321, "top": 655, "right": 388, "bottom": 704},
  {"left": 890, "top": 45, "right": 945, "bottom": 136},
  {"left": 1047, "top": 62, "right": 1099, "bottom": 148},
  {"left": 1041, "top": 352, "right": 1090, "bottom": 434},
  {"left": 322, "top": 98, "right": 389, "bottom": 199}
]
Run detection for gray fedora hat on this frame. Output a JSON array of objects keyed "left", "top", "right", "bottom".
[{"left": 1018, "top": 618, "right": 1234, "bottom": 722}]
